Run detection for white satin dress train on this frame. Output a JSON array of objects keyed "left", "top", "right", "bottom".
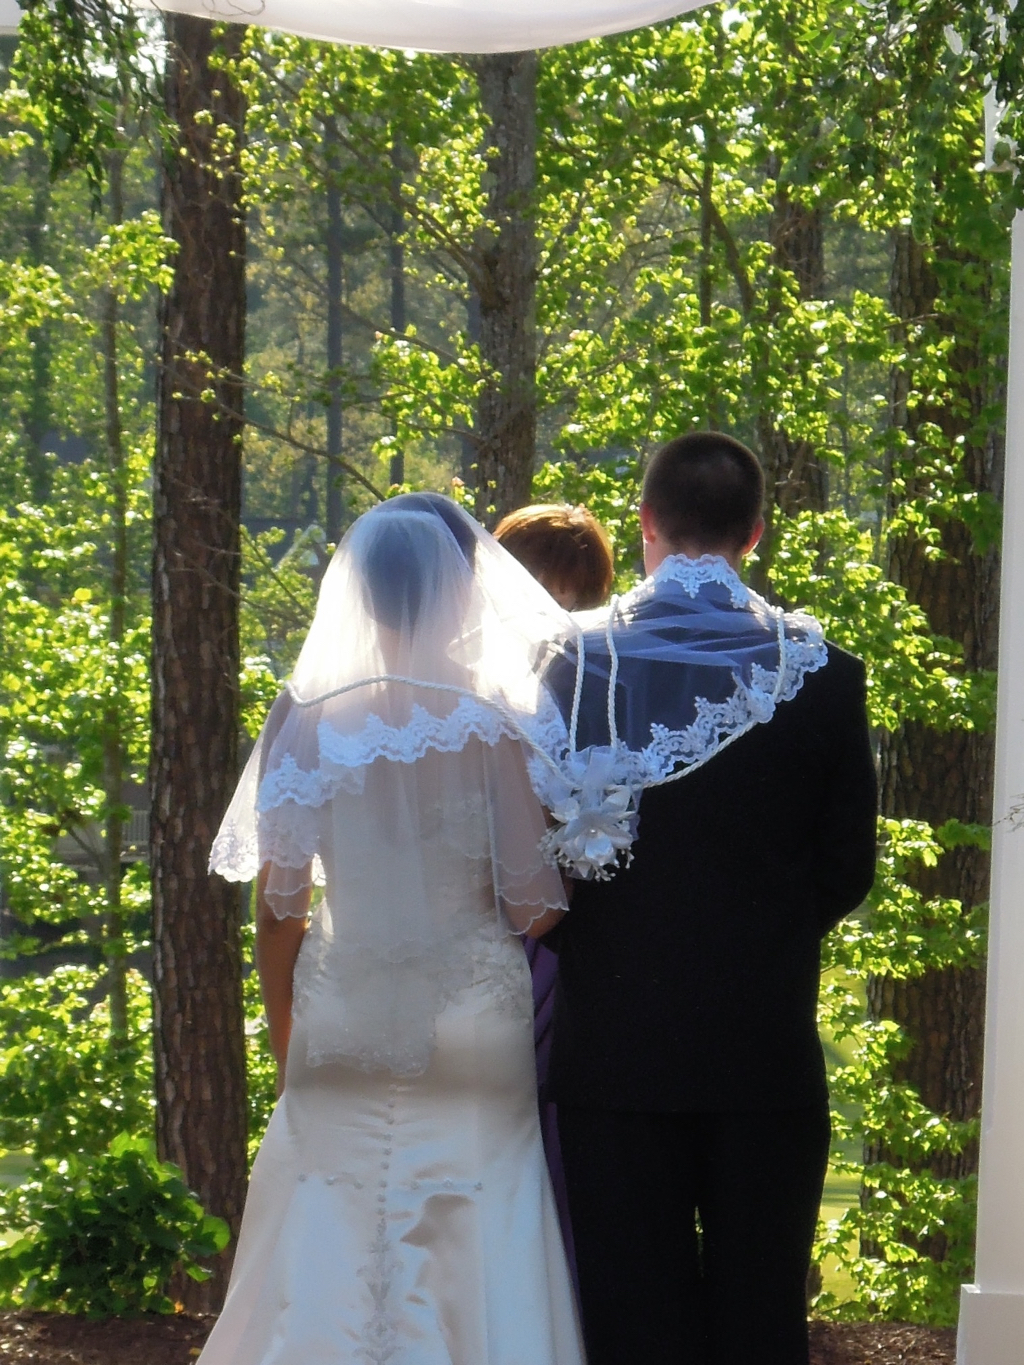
[{"left": 197, "top": 933, "right": 585, "bottom": 1365}]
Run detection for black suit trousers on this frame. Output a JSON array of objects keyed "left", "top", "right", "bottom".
[{"left": 558, "top": 1103, "right": 831, "bottom": 1365}]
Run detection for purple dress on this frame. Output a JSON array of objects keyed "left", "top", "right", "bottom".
[{"left": 524, "top": 937, "right": 577, "bottom": 1288}]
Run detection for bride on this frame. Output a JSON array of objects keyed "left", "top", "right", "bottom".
[{"left": 200, "top": 493, "right": 585, "bottom": 1365}]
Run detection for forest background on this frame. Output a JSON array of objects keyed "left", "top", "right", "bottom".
[{"left": 0, "top": 0, "right": 1019, "bottom": 1327}]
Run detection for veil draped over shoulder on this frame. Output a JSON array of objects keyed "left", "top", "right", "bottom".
[
  {"left": 210, "top": 494, "right": 573, "bottom": 1075},
  {"left": 529, "top": 554, "right": 829, "bottom": 881},
  {"left": 209, "top": 495, "right": 829, "bottom": 1069}
]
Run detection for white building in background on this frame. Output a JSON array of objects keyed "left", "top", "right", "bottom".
[{"left": 0, "top": 1, "right": 19, "bottom": 36}]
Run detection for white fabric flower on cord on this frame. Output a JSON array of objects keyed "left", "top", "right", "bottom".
[{"left": 539, "top": 745, "right": 642, "bottom": 881}]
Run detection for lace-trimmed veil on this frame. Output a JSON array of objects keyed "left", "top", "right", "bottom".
[
  {"left": 211, "top": 495, "right": 572, "bottom": 1075},
  {"left": 529, "top": 553, "right": 829, "bottom": 879}
]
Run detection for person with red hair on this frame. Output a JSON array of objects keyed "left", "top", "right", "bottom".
[
  {"left": 494, "top": 502, "right": 614, "bottom": 612},
  {"left": 495, "top": 500, "right": 616, "bottom": 1289}
]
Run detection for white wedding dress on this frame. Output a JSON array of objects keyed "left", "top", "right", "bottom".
[
  {"left": 200, "top": 748, "right": 585, "bottom": 1365},
  {"left": 203, "top": 497, "right": 586, "bottom": 1365}
]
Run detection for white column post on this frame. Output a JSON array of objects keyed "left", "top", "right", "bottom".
[
  {"left": 958, "top": 206, "right": 1024, "bottom": 1364},
  {"left": 0, "top": 0, "right": 20, "bottom": 33}
]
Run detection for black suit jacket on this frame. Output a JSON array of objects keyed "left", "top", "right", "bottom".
[{"left": 548, "top": 643, "right": 877, "bottom": 1113}]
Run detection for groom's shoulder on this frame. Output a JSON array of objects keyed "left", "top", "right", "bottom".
[
  {"left": 810, "top": 640, "right": 866, "bottom": 692},
  {"left": 788, "top": 639, "right": 867, "bottom": 726}
]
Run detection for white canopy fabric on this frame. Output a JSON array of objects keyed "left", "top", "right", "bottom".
[{"left": 146, "top": 0, "right": 703, "bottom": 53}]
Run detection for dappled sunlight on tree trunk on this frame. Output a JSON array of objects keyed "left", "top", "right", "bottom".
[
  {"left": 868, "top": 223, "right": 1002, "bottom": 1256},
  {"left": 470, "top": 51, "right": 538, "bottom": 525},
  {"left": 152, "top": 12, "right": 249, "bottom": 1313}
]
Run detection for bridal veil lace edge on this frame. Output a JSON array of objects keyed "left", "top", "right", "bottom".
[
  {"left": 209, "top": 501, "right": 829, "bottom": 897},
  {"left": 205, "top": 498, "right": 827, "bottom": 1072}
]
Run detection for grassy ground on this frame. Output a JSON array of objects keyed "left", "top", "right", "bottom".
[
  {"left": 816, "top": 969, "right": 865, "bottom": 1304},
  {"left": 819, "top": 1166, "right": 860, "bottom": 1299}
]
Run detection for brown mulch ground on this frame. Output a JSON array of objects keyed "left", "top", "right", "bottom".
[
  {"left": 0, "top": 1313, "right": 214, "bottom": 1364},
  {"left": 0, "top": 1313, "right": 957, "bottom": 1364},
  {"left": 808, "top": 1321, "right": 956, "bottom": 1364}
]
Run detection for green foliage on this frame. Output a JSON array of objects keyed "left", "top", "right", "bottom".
[
  {"left": 0, "top": 470, "right": 151, "bottom": 944},
  {"left": 817, "top": 1154, "right": 977, "bottom": 1325},
  {"left": 770, "top": 511, "right": 995, "bottom": 735},
  {"left": 813, "top": 822, "right": 985, "bottom": 1326},
  {"left": 766, "top": 500, "right": 993, "bottom": 1324},
  {"left": 0, "top": 1132, "right": 229, "bottom": 1315},
  {"left": 7, "top": 0, "right": 163, "bottom": 204},
  {"left": 0, "top": 966, "right": 153, "bottom": 1160},
  {"left": 242, "top": 920, "right": 279, "bottom": 1163},
  {"left": 240, "top": 525, "right": 322, "bottom": 690},
  {"left": 532, "top": 457, "right": 641, "bottom": 587}
]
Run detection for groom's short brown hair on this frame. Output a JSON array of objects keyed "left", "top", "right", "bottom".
[{"left": 642, "top": 432, "right": 764, "bottom": 553}]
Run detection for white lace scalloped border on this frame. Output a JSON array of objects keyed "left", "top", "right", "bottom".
[
  {"left": 256, "top": 695, "right": 524, "bottom": 813},
  {"left": 629, "top": 552, "right": 752, "bottom": 609},
  {"left": 640, "top": 617, "right": 827, "bottom": 785}
]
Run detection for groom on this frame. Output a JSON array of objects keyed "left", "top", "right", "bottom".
[{"left": 549, "top": 432, "right": 877, "bottom": 1365}]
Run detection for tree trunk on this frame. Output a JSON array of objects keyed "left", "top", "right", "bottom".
[
  {"left": 102, "top": 143, "right": 128, "bottom": 1042},
  {"left": 698, "top": 156, "right": 719, "bottom": 431},
  {"left": 460, "top": 286, "right": 482, "bottom": 488},
  {"left": 324, "top": 117, "right": 345, "bottom": 544},
  {"left": 753, "top": 183, "right": 828, "bottom": 594},
  {"left": 470, "top": 51, "right": 537, "bottom": 525},
  {"left": 868, "top": 227, "right": 1000, "bottom": 1231},
  {"left": 152, "top": 14, "right": 249, "bottom": 1311},
  {"left": 388, "top": 141, "right": 407, "bottom": 489}
]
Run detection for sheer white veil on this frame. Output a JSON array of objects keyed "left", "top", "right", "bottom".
[
  {"left": 211, "top": 494, "right": 573, "bottom": 1075},
  {"left": 530, "top": 553, "right": 829, "bottom": 880}
]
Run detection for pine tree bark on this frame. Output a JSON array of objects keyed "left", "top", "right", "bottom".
[
  {"left": 152, "top": 14, "right": 248, "bottom": 1311},
  {"left": 460, "top": 285, "right": 482, "bottom": 487},
  {"left": 869, "top": 228, "right": 1000, "bottom": 1212},
  {"left": 102, "top": 142, "right": 128, "bottom": 1042},
  {"left": 324, "top": 116, "right": 345, "bottom": 543},
  {"left": 470, "top": 52, "right": 537, "bottom": 525},
  {"left": 766, "top": 190, "right": 827, "bottom": 517},
  {"left": 748, "top": 171, "right": 827, "bottom": 595}
]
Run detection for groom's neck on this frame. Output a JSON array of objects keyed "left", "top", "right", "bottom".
[
  {"left": 639, "top": 502, "right": 761, "bottom": 578},
  {"left": 641, "top": 536, "right": 742, "bottom": 577}
]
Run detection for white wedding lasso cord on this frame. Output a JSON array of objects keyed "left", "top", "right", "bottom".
[
  {"left": 606, "top": 596, "right": 621, "bottom": 748},
  {"left": 537, "top": 595, "right": 642, "bottom": 880}
]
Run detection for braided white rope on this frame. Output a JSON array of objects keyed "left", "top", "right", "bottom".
[
  {"left": 605, "top": 595, "right": 621, "bottom": 749},
  {"left": 568, "top": 632, "right": 587, "bottom": 756}
]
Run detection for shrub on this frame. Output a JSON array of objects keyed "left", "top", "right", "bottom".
[
  {"left": 0, "top": 1132, "right": 229, "bottom": 1315},
  {"left": 813, "top": 819, "right": 985, "bottom": 1326},
  {"left": 0, "top": 966, "right": 153, "bottom": 1161}
]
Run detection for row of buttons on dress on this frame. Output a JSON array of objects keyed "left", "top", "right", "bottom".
[
  {"left": 292, "top": 1082, "right": 483, "bottom": 1193},
  {"left": 297, "top": 1174, "right": 485, "bottom": 1191}
]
